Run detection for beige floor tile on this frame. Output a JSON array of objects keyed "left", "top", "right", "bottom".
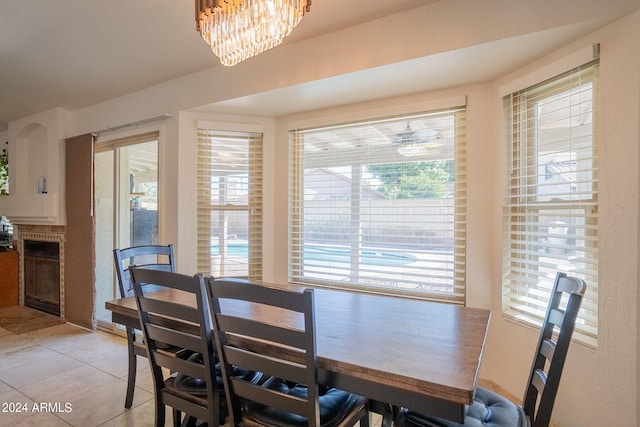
[
  {"left": 371, "top": 412, "right": 383, "bottom": 425},
  {"left": 19, "top": 363, "right": 119, "bottom": 404},
  {"left": 20, "top": 323, "right": 88, "bottom": 343},
  {"left": 62, "top": 334, "right": 126, "bottom": 361},
  {"left": 130, "top": 365, "right": 155, "bottom": 395},
  {"left": 0, "top": 381, "right": 10, "bottom": 394},
  {"left": 0, "top": 345, "right": 80, "bottom": 389},
  {"left": 0, "top": 389, "right": 71, "bottom": 427},
  {"left": 0, "top": 343, "right": 42, "bottom": 370},
  {"left": 0, "top": 333, "right": 35, "bottom": 356},
  {"left": 29, "top": 325, "right": 117, "bottom": 356},
  {"left": 82, "top": 345, "right": 131, "bottom": 379},
  {"left": 97, "top": 398, "right": 177, "bottom": 427},
  {"left": 99, "top": 398, "right": 230, "bottom": 427},
  {"left": 55, "top": 379, "right": 153, "bottom": 427}
]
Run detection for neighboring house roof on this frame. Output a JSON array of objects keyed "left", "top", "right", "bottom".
[{"left": 545, "top": 161, "right": 576, "bottom": 183}]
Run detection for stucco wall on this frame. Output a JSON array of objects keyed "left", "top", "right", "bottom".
[{"left": 484, "top": 12, "right": 640, "bottom": 427}]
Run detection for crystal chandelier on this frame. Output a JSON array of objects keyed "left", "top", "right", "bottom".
[{"left": 196, "top": 0, "right": 311, "bottom": 67}]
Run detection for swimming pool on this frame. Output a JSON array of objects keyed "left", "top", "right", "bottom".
[
  {"left": 211, "top": 243, "right": 250, "bottom": 257},
  {"left": 211, "top": 243, "right": 417, "bottom": 266}
]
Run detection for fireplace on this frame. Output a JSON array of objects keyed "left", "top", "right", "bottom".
[
  {"left": 17, "top": 225, "right": 65, "bottom": 319},
  {"left": 23, "top": 240, "right": 60, "bottom": 315}
]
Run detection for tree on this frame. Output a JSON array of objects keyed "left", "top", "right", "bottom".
[
  {"left": 0, "top": 142, "right": 8, "bottom": 197},
  {"left": 367, "top": 160, "right": 454, "bottom": 199}
]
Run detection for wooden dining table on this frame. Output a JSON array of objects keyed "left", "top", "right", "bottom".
[{"left": 106, "top": 282, "right": 490, "bottom": 425}]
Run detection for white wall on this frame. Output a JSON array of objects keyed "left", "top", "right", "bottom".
[
  {"left": 484, "top": 12, "right": 640, "bottom": 427},
  {"left": 0, "top": 108, "right": 69, "bottom": 224}
]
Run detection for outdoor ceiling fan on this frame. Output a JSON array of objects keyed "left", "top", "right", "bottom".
[{"left": 393, "top": 122, "right": 440, "bottom": 156}]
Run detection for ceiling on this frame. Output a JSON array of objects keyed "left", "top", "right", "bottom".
[{"left": 0, "top": 0, "right": 635, "bottom": 131}]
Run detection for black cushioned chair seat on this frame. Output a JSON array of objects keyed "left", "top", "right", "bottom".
[
  {"left": 244, "top": 377, "right": 367, "bottom": 427},
  {"left": 398, "top": 388, "right": 530, "bottom": 427},
  {"left": 174, "top": 353, "right": 263, "bottom": 396},
  {"left": 174, "top": 353, "right": 219, "bottom": 395}
]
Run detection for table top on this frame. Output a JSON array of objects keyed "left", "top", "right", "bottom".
[{"left": 106, "top": 283, "right": 490, "bottom": 408}]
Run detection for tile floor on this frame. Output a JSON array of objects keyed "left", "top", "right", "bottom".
[
  {"left": 0, "top": 321, "right": 381, "bottom": 426},
  {"left": 0, "top": 322, "right": 159, "bottom": 426}
]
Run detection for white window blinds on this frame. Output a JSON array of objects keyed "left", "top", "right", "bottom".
[
  {"left": 289, "top": 105, "right": 467, "bottom": 303},
  {"left": 197, "top": 129, "right": 263, "bottom": 280},
  {"left": 502, "top": 60, "right": 599, "bottom": 346}
]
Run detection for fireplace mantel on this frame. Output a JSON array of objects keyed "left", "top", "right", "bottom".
[{"left": 1, "top": 193, "right": 60, "bottom": 225}]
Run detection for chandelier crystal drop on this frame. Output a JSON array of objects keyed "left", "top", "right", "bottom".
[{"left": 196, "top": 0, "right": 311, "bottom": 67}]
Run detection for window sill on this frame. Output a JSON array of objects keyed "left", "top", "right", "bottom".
[{"left": 502, "top": 311, "right": 598, "bottom": 353}]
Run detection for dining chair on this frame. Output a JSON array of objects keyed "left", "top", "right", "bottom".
[
  {"left": 113, "top": 244, "right": 176, "bottom": 408},
  {"left": 130, "top": 266, "right": 226, "bottom": 427},
  {"left": 394, "top": 271, "right": 586, "bottom": 427},
  {"left": 207, "top": 278, "right": 371, "bottom": 427}
]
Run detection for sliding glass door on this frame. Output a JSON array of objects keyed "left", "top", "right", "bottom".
[{"left": 94, "top": 134, "right": 159, "bottom": 328}]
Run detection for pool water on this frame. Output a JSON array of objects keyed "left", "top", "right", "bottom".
[
  {"left": 212, "top": 243, "right": 417, "bottom": 266},
  {"left": 211, "top": 243, "right": 249, "bottom": 257}
]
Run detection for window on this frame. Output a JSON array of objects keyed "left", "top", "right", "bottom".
[
  {"left": 197, "top": 129, "right": 263, "bottom": 280},
  {"left": 289, "top": 105, "right": 467, "bottom": 303},
  {"left": 503, "top": 60, "right": 599, "bottom": 346}
]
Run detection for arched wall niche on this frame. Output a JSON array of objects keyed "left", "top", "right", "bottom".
[
  {"left": 0, "top": 108, "right": 67, "bottom": 225},
  {"left": 15, "top": 123, "right": 48, "bottom": 195}
]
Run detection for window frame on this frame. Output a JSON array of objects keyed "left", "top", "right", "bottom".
[
  {"left": 196, "top": 128, "right": 263, "bottom": 280},
  {"left": 288, "top": 105, "right": 467, "bottom": 304},
  {"left": 502, "top": 60, "right": 599, "bottom": 346}
]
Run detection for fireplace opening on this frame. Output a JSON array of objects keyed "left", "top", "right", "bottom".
[{"left": 24, "top": 240, "right": 60, "bottom": 316}]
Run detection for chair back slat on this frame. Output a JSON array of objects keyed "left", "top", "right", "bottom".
[
  {"left": 231, "top": 378, "right": 309, "bottom": 414},
  {"left": 556, "top": 276, "right": 586, "bottom": 294},
  {"left": 530, "top": 369, "right": 547, "bottom": 394},
  {"left": 216, "top": 314, "right": 308, "bottom": 349},
  {"left": 539, "top": 338, "right": 556, "bottom": 361},
  {"left": 154, "top": 352, "right": 206, "bottom": 380},
  {"left": 547, "top": 308, "right": 565, "bottom": 328},
  {"left": 210, "top": 278, "right": 307, "bottom": 311},
  {"left": 138, "top": 295, "right": 200, "bottom": 324},
  {"left": 523, "top": 271, "right": 586, "bottom": 427},
  {"left": 224, "top": 345, "right": 308, "bottom": 385},
  {"left": 144, "top": 324, "right": 203, "bottom": 354}
]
